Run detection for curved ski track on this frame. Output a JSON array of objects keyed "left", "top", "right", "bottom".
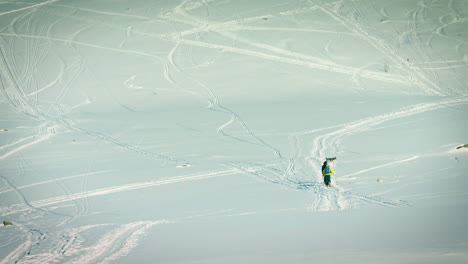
[
  {"left": 232, "top": 97, "right": 468, "bottom": 212},
  {"left": 0, "top": 221, "right": 170, "bottom": 264},
  {"left": 1, "top": 0, "right": 460, "bottom": 213},
  {"left": 0, "top": 9, "right": 186, "bottom": 262},
  {"left": 1, "top": 1, "right": 467, "bottom": 262}
]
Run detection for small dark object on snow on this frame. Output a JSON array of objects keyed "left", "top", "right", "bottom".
[
  {"left": 262, "top": 17, "right": 269, "bottom": 20},
  {"left": 326, "top": 157, "right": 336, "bottom": 162},
  {"left": 384, "top": 64, "right": 389, "bottom": 73},
  {"left": 3, "top": 221, "right": 13, "bottom": 226},
  {"left": 456, "top": 144, "right": 468, "bottom": 149}
]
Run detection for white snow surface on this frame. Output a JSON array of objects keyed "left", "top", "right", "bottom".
[{"left": 1, "top": 0, "right": 468, "bottom": 263}]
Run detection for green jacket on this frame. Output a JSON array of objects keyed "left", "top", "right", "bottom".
[{"left": 322, "top": 165, "right": 334, "bottom": 177}]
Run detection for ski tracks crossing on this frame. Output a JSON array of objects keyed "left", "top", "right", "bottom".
[
  {"left": 160, "top": 0, "right": 468, "bottom": 212},
  {"left": 304, "top": 97, "right": 468, "bottom": 212},
  {"left": 0, "top": 221, "right": 171, "bottom": 264},
  {"left": 0, "top": 167, "right": 242, "bottom": 264},
  {"left": 1, "top": 1, "right": 467, "bottom": 262}
]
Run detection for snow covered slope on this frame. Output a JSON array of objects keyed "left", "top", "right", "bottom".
[{"left": 1, "top": 0, "right": 467, "bottom": 263}]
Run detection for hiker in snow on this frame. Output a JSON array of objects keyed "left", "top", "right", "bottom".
[{"left": 322, "top": 161, "right": 334, "bottom": 187}]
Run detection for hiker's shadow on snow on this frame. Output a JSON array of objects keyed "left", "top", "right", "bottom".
[{"left": 295, "top": 182, "right": 322, "bottom": 190}]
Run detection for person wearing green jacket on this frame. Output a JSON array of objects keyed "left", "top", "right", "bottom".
[{"left": 322, "top": 161, "right": 334, "bottom": 187}]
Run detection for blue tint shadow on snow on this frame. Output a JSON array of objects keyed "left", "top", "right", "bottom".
[{"left": 295, "top": 181, "right": 321, "bottom": 190}]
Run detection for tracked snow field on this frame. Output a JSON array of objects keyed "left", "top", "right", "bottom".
[{"left": 1, "top": 0, "right": 468, "bottom": 263}]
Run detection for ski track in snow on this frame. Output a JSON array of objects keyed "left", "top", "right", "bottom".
[
  {"left": 0, "top": 0, "right": 61, "bottom": 17},
  {"left": 67, "top": 221, "right": 170, "bottom": 264},
  {"left": 1, "top": 0, "right": 464, "bottom": 211},
  {"left": 229, "top": 97, "right": 467, "bottom": 212},
  {"left": 312, "top": 0, "right": 445, "bottom": 96},
  {"left": 0, "top": 168, "right": 249, "bottom": 216},
  {"left": 0, "top": 221, "right": 171, "bottom": 264},
  {"left": 2, "top": 1, "right": 464, "bottom": 94},
  {"left": 161, "top": 2, "right": 285, "bottom": 160},
  {"left": 304, "top": 97, "right": 468, "bottom": 211},
  {"left": 1, "top": 0, "right": 467, "bottom": 262},
  {"left": 0, "top": 32, "right": 185, "bottom": 165},
  {"left": 163, "top": 9, "right": 416, "bottom": 87}
]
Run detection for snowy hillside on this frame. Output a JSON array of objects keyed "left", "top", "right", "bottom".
[{"left": 1, "top": 0, "right": 467, "bottom": 263}]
